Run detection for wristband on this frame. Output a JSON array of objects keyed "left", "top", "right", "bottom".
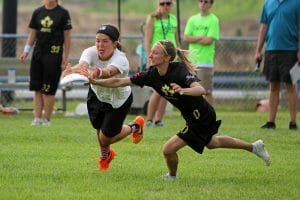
[
  {"left": 95, "top": 67, "right": 102, "bottom": 78},
  {"left": 23, "top": 44, "right": 32, "bottom": 53}
]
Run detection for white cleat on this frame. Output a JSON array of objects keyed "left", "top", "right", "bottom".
[
  {"left": 253, "top": 140, "right": 271, "bottom": 166},
  {"left": 162, "top": 173, "right": 178, "bottom": 181}
]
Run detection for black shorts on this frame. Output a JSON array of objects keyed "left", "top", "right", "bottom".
[
  {"left": 30, "top": 50, "right": 62, "bottom": 95},
  {"left": 177, "top": 120, "right": 221, "bottom": 154},
  {"left": 87, "top": 88, "right": 133, "bottom": 137},
  {"left": 263, "top": 51, "right": 297, "bottom": 83}
]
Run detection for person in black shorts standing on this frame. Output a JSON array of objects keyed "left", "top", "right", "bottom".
[
  {"left": 255, "top": 0, "right": 299, "bottom": 130},
  {"left": 84, "top": 40, "right": 271, "bottom": 180},
  {"left": 19, "top": 0, "right": 72, "bottom": 126}
]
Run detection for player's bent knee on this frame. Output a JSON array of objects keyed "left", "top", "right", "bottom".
[
  {"left": 206, "top": 136, "right": 219, "bottom": 149},
  {"left": 162, "top": 144, "right": 175, "bottom": 156}
]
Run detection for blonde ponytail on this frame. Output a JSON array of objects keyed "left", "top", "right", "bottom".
[{"left": 157, "top": 40, "right": 197, "bottom": 75}]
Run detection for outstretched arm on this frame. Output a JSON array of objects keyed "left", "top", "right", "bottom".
[
  {"left": 170, "top": 81, "right": 207, "bottom": 96},
  {"left": 88, "top": 77, "right": 132, "bottom": 88},
  {"left": 61, "top": 61, "right": 89, "bottom": 78}
]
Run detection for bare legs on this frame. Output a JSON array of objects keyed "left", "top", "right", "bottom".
[
  {"left": 266, "top": 82, "right": 298, "bottom": 125},
  {"left": 33, "top": 91, "right": 55, "bottom": 121},
  {"left": 97, "top": 125, "right": 132, "bottom": 147},
  {"left": 206, "top": 135, "right": 252, "bottom": 151},
  {"left": 33, "top": 91, "right": 44, "bottom": 119},
  {"left": 286, "top": 83, "right": 298, "bottom": 123},
  {"left": 162, "top": 135, "right": 186, "bottom": 176},
  {"left": 162, "top": 135, "right": 254, "bottom": 177},
  {"left": 267, "top": 82, "right": 280, "bottom": 123},
  {"left": 96, "top": 125, "right": 133, "bottom": 159},
  {"left": 43, "top": 94, "right": 55, "bottom": 120}
]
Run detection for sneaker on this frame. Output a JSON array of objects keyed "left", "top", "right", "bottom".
[
  {"left": 261, "top": 122, "right": 276, "bottom": 129},
  {"left": 131, "top": 116, "right": 144, "bottom": 144},
  {"left": 146, "top": 120, "right": 153, "bottom": 127},
  {"left": 43, "top": 119, "right": 51, "bottom": 126},
  {"left": 31, "top": 118, "right": 43, "bottom": 126},
  {"left": 99, "top": 148, "right": 116, "bottom": 171},
  {"left": 162, "top": 173, "right": 178, "bottom": 181},
  {"left": 289, "top": 122, "right": 298, "bottom": 130},
  {"left": 252, "top": 140, "right": 271, "bottom": 166},
  {"left": 155, "top": 120, "right": 164, "bottom": 127}
]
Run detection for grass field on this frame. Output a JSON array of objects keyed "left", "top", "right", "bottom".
[{"left": 0, "top": 110, "right": 299, "bottom": 200}]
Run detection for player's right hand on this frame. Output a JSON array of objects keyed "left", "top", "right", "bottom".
[
  {"left": 19, "top": 52, "right": 28, "bottom": 63},
  {"left": 61, "top": 63, "right": 73, "bottom": 78}
]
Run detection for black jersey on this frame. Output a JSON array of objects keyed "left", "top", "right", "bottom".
[
  {"left": 130, "top": 62, "right": 216, "bottom": 124},
  {"left": 29, "top": 5, "right": 72, "bottom": 54}
]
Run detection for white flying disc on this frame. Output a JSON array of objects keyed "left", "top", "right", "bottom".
[{"left": 60, "top": 73, "right": 89, "bottom": 85}]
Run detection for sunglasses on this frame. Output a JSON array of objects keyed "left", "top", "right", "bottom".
[
  {"left": 199, "top": 0, "right": 210, "bottom": 3},
  {"left": 159, "top": 2, "right": 172, "bottom": 6}
]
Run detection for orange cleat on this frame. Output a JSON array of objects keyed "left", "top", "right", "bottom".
[
  {"left": 131, "top": 116, "right": 144, "bottom": 144},
  {"left": 98, "top": 148, "right": 116, "bottom": 171}
]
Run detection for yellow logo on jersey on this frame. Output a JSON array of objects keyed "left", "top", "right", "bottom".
[
  {"left": 41, "top": 16, "right": 53, "bottom": 33},
  {"left": 161, "top": 84, "right": 175, "bottom": 96}
]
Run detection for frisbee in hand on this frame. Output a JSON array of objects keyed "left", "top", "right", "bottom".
[{"left": 60, "top": 73, "right": 89, "bottom": 85}]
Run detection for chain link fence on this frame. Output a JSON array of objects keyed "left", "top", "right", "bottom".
[{"left": 0, "top": 34, "right": 298, "bottom": 112}]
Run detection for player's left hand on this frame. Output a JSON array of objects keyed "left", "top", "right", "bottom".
[{"left": 170, "top": 83, "right": 183, "bottom": 94}]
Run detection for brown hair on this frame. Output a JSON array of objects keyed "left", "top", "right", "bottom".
[
  {"left": 97, "top": 24, "right": 122, "bottom": 51},
  {"left": 158, "top": 40, "right": 196, "bottom": 75}
]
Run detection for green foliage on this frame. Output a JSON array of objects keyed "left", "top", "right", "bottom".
[
  {"left": 10, "top": 0, "right": 265, "bottom": 22},
  {"left": 211, "top": 0, "right": 264, "bottom": 21},
  {"left": 0, "top": 111, "right": 299, "bottom": 199},
  {"left": 83, "top": 0, "right": 265, "bottom": 20}
]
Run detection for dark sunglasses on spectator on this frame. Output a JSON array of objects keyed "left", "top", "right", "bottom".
[
  {"left": 159, "top": 2, "right": 172, "bottom": 6},
  {"left": 199, "top": 0, "right": 210, "bottom": 3}
]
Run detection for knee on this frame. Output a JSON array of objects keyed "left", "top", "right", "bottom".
[
  {"left": 99, "top": 131, "right": 111, "bottom": 146},
  {"left": 162, "top": 143, "right": 175, "bottom": 157},
  {"left": 206, "top": 144, "right": 215, "bottom": 150},
  {"left": 206, "top": 137, "right": 219, "bottom": 149}
]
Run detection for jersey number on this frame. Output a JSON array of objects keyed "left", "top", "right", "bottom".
[
  {"left": 50, "top": 45, "right": 61, "bottom": 54},
  {"left": 193, "top": 109, "right": 200, "bottom": 120}
]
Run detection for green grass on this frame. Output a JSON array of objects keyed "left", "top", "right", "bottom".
[{"left": 0, "top": 110, "right": 299, "bottom": 200}]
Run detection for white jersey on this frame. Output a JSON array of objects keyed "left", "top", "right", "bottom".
[{"left": 79, "top": 46, "right": 131, "bottom": 108}]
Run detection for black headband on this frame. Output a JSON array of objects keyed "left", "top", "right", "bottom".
[{"left": 97, "top": 25, "right": 120, "bottom": 42}]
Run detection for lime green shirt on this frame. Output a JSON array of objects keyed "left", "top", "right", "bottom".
[
  {"left": 184, "top": 13, "right": 219, "bottom": 67},
  {"left": 149, "top": 14, "right": 178, "bottom": 47}
]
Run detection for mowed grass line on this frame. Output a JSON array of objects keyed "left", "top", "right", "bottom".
[{"left": 0, "top": 111, "right": 299, "bottom": 200}]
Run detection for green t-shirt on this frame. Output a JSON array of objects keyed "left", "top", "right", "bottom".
[
  {"left": 184, "top": 13, "right": 219, "bottom": 67},
  {"left": 149, "top": 14, "right": 178, "bottom": 47}
]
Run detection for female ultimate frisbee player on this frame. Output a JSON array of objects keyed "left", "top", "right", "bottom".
[
  {"left": 80, "top": 40, "right": 271, "bottom": 179},
  {"left": 62, "top": 24, "right": 144, "bottom": 171}
]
